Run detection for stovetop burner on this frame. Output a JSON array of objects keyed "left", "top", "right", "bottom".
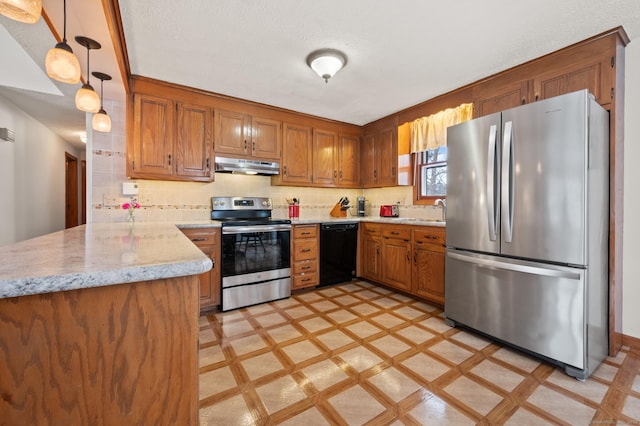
[{"left": 211, "top": 196, "right": 290, "bottom": 226}]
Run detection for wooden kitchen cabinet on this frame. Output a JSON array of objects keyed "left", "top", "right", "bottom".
[
  {"left": 361, "top": 125, "right": 398, "bottom": 188},
  {"left": 291, "top": 224, "right": 319, "bottom": 290},
  {"left": 311, "top": 129, "right": 361, "bottom": 187},
  {"left": 412, "top": 227, "right": 446, "bottom": 305},
  {"left": 473, "top": 80, "right": 530, "bottom": 117},
  {"left": 180, "top": 227, "right": 221, "bottom": 309},
  {"left": 381, "top": 225, "right": 412, "bottom": 292},
  {"left": 280, "top": 122, "right": 313, "bottom": 184},
  {"left": 129, "top": 93, "right": 213, "bottom": 181},
  {"left": 360, "top": 223, "right": 382, "bottom": 281},
  {"left": 214, "top": 109, "right": 281, "bottom": 160}
]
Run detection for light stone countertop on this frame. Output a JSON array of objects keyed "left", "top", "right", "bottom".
[
  {"left": 289, "top": 216, "right": 446, "bottom": 227},
  {"left": 0, "top": 222, "right": 212, "bottom": 299}
]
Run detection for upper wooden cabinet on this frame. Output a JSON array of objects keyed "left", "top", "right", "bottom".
[
  {"left": 279, "top": 122, "right": 313, "bottom": 184},
  {"left": 129, "top": 93, "right": 213, "bottom": 182},
  {"left": 214, "top": 109, "right": 281, "bottom": 160},
  {"left": 473, "top": 80, "right": 530, "bottom": 118},
  {"left": 361, "top": 125, "right": 397, "bottom": 188},
  {"left": 310, "top": 129, "right": 361, "bottom": 187}
]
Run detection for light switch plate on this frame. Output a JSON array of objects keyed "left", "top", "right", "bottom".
[{"left": 122, "top": 182, "right": 139, "bottom": 195}]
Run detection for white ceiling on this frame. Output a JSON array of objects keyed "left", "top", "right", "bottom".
[{"left": 1, "top": 0, "right": 640, "bottom": 149}]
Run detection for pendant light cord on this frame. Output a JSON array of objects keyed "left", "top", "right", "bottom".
[
  {"left": 62, "top": 0, "right": 67, "bottom": 43},
  {"left": 100, "top": 79, "right": 104, "bottom": 109},
  {"left": 86, "top": 45, "right": 91, "bottom": 85}
]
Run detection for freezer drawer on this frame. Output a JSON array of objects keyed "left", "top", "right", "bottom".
[{"left": 445, "top": 250, "right": 586, "bottom": 370}]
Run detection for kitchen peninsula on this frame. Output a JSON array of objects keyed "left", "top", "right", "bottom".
[{"left": 0, "top": 223, "right": 212, "bottom": 425}]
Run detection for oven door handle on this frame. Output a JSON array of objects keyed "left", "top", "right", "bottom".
[{"left": 222, "top": 224, "right": 292, "bottom": 234}]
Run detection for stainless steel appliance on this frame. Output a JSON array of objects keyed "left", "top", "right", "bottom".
[
  {"left": 211, "top": 197, "right": 291, "bottom": 311},
  {"left": 214, "top": 156, "right": 280, "bottom": 175},
  {"left": 357, "top": 196, "right": 366, "bottom": 217},
  {"left": 445, "top": 90, "right": 609, "bottom": 380}
]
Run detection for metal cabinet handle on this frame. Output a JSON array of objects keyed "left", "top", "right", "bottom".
[
  {"left": 168, "top": 154, "right": 172, "bottom": 165},
  {"left": 191, "top": 237, "right": 208, "bottom": 242},
  {"left": 244, "top": 140, "right": 247, "bottom": 150},
  {"left": 406, "top": 252, "right": 410, "bottom": 262},
  {"left": 392, "top": 166, "right": 396, "bottom": 176},
  {"left": 283, "top": 166, "right": 287, "bottom": 175},
  {"left": 374, "top": 170, "right": 378, "bottom": 178},
  {"left": 206, "top": 158, "right": 210, "bottom": 169},
  {"left": 301, "top": 248, "right": 312, "bottom": 253},
  {"left": 334, "top": 170, "right": 337, "bottom": 178},
  {"left": 301, "top": 231, "right": 311, "bottom": 235},
  {"left": 301, "top": 265, "right": 311, "bottom": 270},
  {"left": 302, "top": 278, "right": 311, "bottom": 282},
  {"left": 339, "top": 170, "right": 343, "bottom": 178},
  {"left": 253, "top": 141, "right": 256, "bottom": 151},
  {"left": 413, "top": 251, "right": 417, "bottom": 264},
  {"left": 391, "top": 231, "right": 399, "bottom": 235}
]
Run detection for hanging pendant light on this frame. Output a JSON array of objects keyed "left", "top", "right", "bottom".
[
  {"left": 74, "top": 36, "right": 101, "bottom": 113},
  {"left": 91, "top": 71, "right": 112, "bottom": 133},
  {"left": 0, "top": 0, "right": 42, "bottom": 24},
  {"left": 45, "top": 0, "right": 80, "bottom": 84}
]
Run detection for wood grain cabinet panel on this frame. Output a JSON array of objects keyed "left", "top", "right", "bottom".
[
  {"left": 361, "top": 125, "right": 397, "bottom": 188},
  {"left": 360, "top": 223, "right": 382, "bottom": 281},
  {"left": 337, "top": 134, "right": 360, "bottom": 187},
  {"left": 381, "top": 226, "right": 412, "bottom": 292},
  {"left": 129, "top": 93, "right": 213, "bottom": 181},
  {"left": 280, "top": 123, "right": 313, "bottom": 184},
  {"left": 180, "top": 228, "right": 221, "bottom": 309},
  {"left": 412, "top": 227, "right": 446, "bottom": 305},
  {"left": 291, "top": 224, "right": 319, "bottom": 289},
  {"left": 312, "top": 128, "right": 338, "bottom": 185},
  {"left": 214, "top": 110, "right": 281, "bottom": 160},
  {"left": 473, "top": 80, "right": 530, "bottom": 117},
  {"left": 131, "top": 93, "right": 175, "bottom": 177},
  {"left": 0, "top": 277, "right": 199, "bottom": 425}
]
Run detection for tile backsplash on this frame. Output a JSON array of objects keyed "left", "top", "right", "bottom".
[{"left": 91, "top": 99, "right": 442, "bottom": 223}]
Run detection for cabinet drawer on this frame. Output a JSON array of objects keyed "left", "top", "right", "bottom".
[
  {"left": 181, "top": 228, "right": 219, "bottom": 247},
  {"left": 362, "top": 223, "right": 381, "bottom": 235},
  {"left": 293, "top": 273, "right": 319, "bottom": 289},
  {"left": 382, "top": 226, "right": 411, "bottom": 240},
  {"left": 294, "top": 239, "right": 318, "bottom": 260},
  {"left": 293, "top": 259, "right": 318, "bottom": 274},
  {"left": 293, "top": 225, "right": 318, "bottom": 239},
  {"left": 413, "top": 227, "right": 446, "bottom": 246}
]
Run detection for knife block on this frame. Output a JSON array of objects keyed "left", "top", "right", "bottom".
[{"left": 329, "top": 203, "right": 347, "bottom": 217}]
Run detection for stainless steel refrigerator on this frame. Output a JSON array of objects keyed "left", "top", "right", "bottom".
[{"left": 444, "top": 89, "right": 609, "bottom": 380}]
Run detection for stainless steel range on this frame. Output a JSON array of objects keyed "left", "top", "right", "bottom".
[{"left": 211, "top": 197, "right": 291, "bottom": 311}]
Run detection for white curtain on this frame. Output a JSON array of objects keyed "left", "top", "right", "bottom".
[{"left": 409, "top": 103, "right": 473, "bottom": 153}]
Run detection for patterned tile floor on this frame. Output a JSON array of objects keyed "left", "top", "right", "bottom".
[{"left": 198, "top": 281, "right": 640, "bottom": 425}]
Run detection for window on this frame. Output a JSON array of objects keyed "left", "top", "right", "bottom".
[{"left": 415, "top": 147, "right": 447, "bottom": 203}]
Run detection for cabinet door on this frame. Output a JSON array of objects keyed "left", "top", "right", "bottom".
[
  {"left": 180, "top": 228, "right": 220, "bottom": 309},
  {"left": 176, "top": 102, "right": 213, "bottom": 179},
  {"left": 361, "top": 133, "right": 377, "bottom": 188},
  {"left": 251, "top": 116, "right": 281, "bottom": 160},
  {"left": 533, "top": 56, "right": 611, "bottom": 105},
  {"left": 312, "top": 128, "right": 338, "bottom": 185},
  {"left": 413, "top": 245, "right": 445, "bottom": 305},
  {"left": 377, "top": 127, "right": 397, "bottom": 186},
  {"left": 473, "top": 80, "right": 529, "bottom": 117},
  {"left": 362, "top": 235, "right": 382, "bottom": 281},
  {"left": 281, "top": 123, "right": 313, "bottom": 184},
  {"left": 131, "top": 94, "right": 174, "bottom": 176},
  {"left": 215, "top": 109, "right": 250, "bottom": 157},
  {"left": 382, "top": 237, "right": 412, "bottom": 291},
  {"left": 338, "top": 134, "right": 360, "bottom": 187}
]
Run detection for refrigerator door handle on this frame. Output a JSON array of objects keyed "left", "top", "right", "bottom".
[
  {"left": 447, "top": 251, "right": 582, "bottom": 280},
  {"left": 501, "top": 121, "right": 514, "bottom": 243},
  {"left": 487, "top": 124, "right": 498, "bottom": 241}
]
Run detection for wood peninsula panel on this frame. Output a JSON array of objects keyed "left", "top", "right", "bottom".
[{"left": 0, "top": 277, "right": 199, "bottom": 425}]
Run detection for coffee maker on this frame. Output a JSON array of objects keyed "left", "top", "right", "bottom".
[{"left": 357, "top": 196, "right": 366, "bottom": 217}]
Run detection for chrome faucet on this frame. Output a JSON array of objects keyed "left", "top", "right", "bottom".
[{"left": 434, "top": 198, "right": 446, "bottom": 221}]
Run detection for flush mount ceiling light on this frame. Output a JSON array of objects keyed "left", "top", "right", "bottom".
[
  {"left": 75, "top": 36, "right": 101, "bottom": 113},
  {"left": 306, "top": 49, "right": 347, "bottom": 83},
  {"left": 91, "top": 71, "right": 112, "bottom": 133},
  {"left": 45, "top": 0, "right": 80, "bottom": 84},
  {"left": 0, "top": 0, "right": 42, "bottom": 24}
]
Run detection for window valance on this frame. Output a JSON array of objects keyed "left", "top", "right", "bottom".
[{"left": 409, "top": 103, "right": 473, "bottom": 153}]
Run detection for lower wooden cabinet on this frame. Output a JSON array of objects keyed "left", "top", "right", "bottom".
[
  {"left": 291, "top": 224, "right": 319, "bottom": 289},
  {"left": 359, "top": 223, "right": 446, "bottom": 305},
  {"left": 412, "top": 227, "right": 446, "bottom": 305},
  {"left": 180, "top": 227, "right": 221, "bottom": 309},
  {"left": 381, "top": 226, "right": 412, "bottom": 292}
]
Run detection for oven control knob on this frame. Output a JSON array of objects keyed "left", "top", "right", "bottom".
[
  {"left": 213, "top": 201, "right": 219, "bottom": 206},
  {"left": 262, "top": 200, "right": 268, "bottom": 207},
  {"left": 220, "top": 201, "right": 225, "bottom": 206}
]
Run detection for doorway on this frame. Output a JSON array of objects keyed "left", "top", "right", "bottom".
[{"left": 65, "top": 152, "right": 78, "bottom": 228}]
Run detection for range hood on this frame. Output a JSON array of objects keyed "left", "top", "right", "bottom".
[{"left": 214, "top": 156, "right": 280, "bottom": 175}]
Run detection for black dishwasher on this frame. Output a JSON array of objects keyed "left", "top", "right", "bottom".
[{"left": 319, "top": 223, "right": 359, "bottom": 287}]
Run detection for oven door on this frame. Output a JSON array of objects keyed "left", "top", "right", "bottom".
[{"left": 221, "top": 224, "right": 291, "bottom": 310}]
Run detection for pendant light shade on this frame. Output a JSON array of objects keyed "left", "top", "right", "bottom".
[
  {"left": 75, "top": 36, "right": 101, "bottom": 113},
  {"left": 0, "top": 0, "right": 42, "bottom": 24},
  {"left": 306, "top": 49, "right": 347, "bottom": 83},
  {"left": 91, "top": 71, "right": 112, "bottom": 133},
  {"left": 45, "top": 0, "right": 80, "bottom": 84}
]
